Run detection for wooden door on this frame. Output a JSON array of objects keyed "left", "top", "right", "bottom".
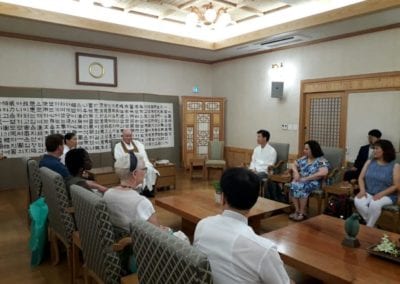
[
  {"left": 182, "top": 97, "right": 225, "bottom": 169},
  {"left": 303, "top": 92, "right": 348, "bottom": 149}
]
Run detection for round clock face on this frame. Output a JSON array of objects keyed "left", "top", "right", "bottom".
[{"left": 88, "top": 62, "right": 105, "bottom": 79}]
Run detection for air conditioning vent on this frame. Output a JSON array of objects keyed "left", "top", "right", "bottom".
[
  {"left": 256, "top": 34, "right": 310, "bottom": 48},
  {"left": 236, "top": 45, "right": 250, "bottom": 50}
]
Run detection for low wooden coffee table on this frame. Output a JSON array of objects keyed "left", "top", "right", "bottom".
[
  {"left": 155, "top": 190, "right": 290, "bottom": 236},
  {"left": 262, "top": 215, "right": 400, "bottom": 283}
]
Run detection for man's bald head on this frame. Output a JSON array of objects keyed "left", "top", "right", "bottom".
[{"left": 122, "top": 128, "right": 133, "bottom": 144}]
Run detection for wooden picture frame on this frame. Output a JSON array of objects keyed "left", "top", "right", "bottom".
[{"left": 75, "top": 52, "right": 117, "bottom": 87}]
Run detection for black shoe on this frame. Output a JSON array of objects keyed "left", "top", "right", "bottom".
[{"left": 140, "top": 187, "right": 155, "bottom": 198}]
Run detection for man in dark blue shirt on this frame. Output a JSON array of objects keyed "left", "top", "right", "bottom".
[{"left": 39, "top": 134, "right": 70, "bottom": 178}]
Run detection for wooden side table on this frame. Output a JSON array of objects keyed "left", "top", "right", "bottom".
[
  {"left": 189, "top": 157, "right": 206, "bottom": 179},
  {"left": 154, "top": 163, "right": 176, "bottom": 190},
  {"left": 87, "top": 167, "right": 119, "bottom": 187},
  {"left": 324, "top": 183, "right": 354, "bottom": 209}
]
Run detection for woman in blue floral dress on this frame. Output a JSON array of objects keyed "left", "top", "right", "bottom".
[{"left": 290, "top": 140, "right": 329, "bottom": 221}]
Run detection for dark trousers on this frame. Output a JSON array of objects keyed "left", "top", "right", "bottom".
[{"left": 264, "top": 180, "right": 288, "bottom": 203}]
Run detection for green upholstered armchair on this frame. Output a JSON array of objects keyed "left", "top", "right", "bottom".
[{"left": 205, "top": 140, "right": 226, "bottom": 179}]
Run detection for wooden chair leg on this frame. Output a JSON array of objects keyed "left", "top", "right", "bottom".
[
  {"left": 259, "top": 181, "right": 264, "bottom": 197},
  {"left": 324, "top": 192, "right": 329, "bottom": 211},
  {"left": 67, "top": 247, "right": 74, "bottom": 284},
  {"left": 72, "top": 232, "right": 82, "bottom": 283},
  {"left": 49, "top": 229, "right": 60, "bottom": 266},
  {"left": 317, "top": 196, "right": 323, "bottom": 215},
  {"left": 83, "top": 265, "right": 90, "bottom": 284}
]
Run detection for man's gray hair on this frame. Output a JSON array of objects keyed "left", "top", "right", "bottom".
[{"left": 114, "top": 154, "right": 144, "bottom": 182}]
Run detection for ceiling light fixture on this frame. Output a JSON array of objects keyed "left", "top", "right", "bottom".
[{"left": 185, "top": 2, "right": 232, "bottom": 29}]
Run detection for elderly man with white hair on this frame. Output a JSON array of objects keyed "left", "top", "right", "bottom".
[
  {"left": 114, "top": 128, "right": 159, "bottom": 197},
  {"left": 103, "top": 153, "right": 160, "bottom": 231}
]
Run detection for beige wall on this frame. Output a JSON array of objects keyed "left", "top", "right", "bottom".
[
  {"left": 0, "top": 37, "right": 213, "bottom": 96},
  {"left": 346, "top": 91, "right": 400, "bottom": 161},
  {"left": 212, "top": 28, "right": 400, "bottom": 154},
  {"left": 1, "top": 29, "right": 400, "bottom": 157}
]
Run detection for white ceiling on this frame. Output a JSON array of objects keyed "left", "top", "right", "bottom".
[
  {"left": 0, "top": 5, "right": 399, "bottom": 62},
  {"left": 0, "top": 0, "right": 369, "bottom": 43}
]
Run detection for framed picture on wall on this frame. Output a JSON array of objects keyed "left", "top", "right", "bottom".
[{"left": 75, "top": 52, "right": 117, "bottom": 87}]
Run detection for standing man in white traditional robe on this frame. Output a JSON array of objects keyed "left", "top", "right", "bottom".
[{"left": 114, "top": 128, "right": 159, "bottom": 197}]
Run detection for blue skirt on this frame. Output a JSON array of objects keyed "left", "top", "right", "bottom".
[{"left": 290, "top": 181, "right": 320, "bottom": 199}]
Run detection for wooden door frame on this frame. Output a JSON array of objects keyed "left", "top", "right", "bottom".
[
  {"left": 181, "top": 96, "right": 226, "bottom": 169},
  {"left": 298, "top": 71, "right": 400, "bottom": 154}
]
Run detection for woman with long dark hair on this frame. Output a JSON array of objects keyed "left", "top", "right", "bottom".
[
  {"left": 355, "top": 139, "right": 400, "bottom": 227},
  {"left": 289, "top": 140, "right": 329, "bottom": 221}
]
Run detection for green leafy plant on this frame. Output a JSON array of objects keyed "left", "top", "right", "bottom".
[
  {"left": 212, "top": 180, "right": 221, "bottom": 193},
  {"left": 374, "top": 234, "right": 400, "bottom": 257}
]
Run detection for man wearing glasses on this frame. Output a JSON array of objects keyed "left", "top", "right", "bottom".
[{"left": 103, "top": 153, "right": 160, "bottom": 232}]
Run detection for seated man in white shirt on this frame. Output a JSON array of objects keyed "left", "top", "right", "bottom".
[
  {"left": 113, "top": 128, "right": 159, "bottom": 197},
  {"left": 193, "top": 168, "right": 292, "bottom": 284},
  {"left": 249, "top": 129, "right": 277, "bottom": 179}
]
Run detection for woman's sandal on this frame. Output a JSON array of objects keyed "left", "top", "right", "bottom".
[{"left": 293, "top": 213, "right": 305, "bottom": 221}]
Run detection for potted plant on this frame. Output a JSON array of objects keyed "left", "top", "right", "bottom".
[{"left": 212, "top": 180, "right": 222, "bottom": 204}]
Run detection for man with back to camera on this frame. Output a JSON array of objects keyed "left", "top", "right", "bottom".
[
  {"left": 39, "top": 134, "right": 70, "bottom": 178},
  {"left": 343, "top": 129, "right": 382, "bottom": 182},
  {"left": 193, "top": 167, "right": 292, "bottom": 284},
  {"left": 249, "top": 129, "right": 277, "bottom": 179},
  {"left": 113, "top": 128, "right": 159, "bottom": 197}
]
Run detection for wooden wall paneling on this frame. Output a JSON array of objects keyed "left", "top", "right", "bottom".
[
  {"left": 298, "top": 71, "right": 400, "bottom": 154},
  {"left": 224, "top": 147, "right": 298, "bottom": 169}
]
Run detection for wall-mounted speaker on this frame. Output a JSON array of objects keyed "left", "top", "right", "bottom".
[{"left": 271, "top": 81, "right": 284, "bottom": 98}]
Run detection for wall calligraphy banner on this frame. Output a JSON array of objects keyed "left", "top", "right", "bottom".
[{"left": 0, "top": 97, "right": 174, "bottom": 157}]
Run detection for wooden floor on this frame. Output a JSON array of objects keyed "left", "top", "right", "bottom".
[{"left": 0, "top": 169, "right": 322, "bottom": 283}]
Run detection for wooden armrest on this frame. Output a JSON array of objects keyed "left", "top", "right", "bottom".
[
  {"left": 268, "top": 160, "right": 285, "bottom": 170},
  {"left": 65, "top": 207, "right": 75, "bottom": 214},
  {"left": 112, "top": 237, "right": 132, "bottom": 252},
  {"left": 327, "top": 167, "right": 340, "bottom": 179},
  {"left": 350, "top": 179, "right": 358, "bottom": 186},
  {"left": 121, "top": 273, "right": 139, "bottom": 284},
  {"left": 269, "top": 174, "right": 292, "bottom": 183},
  {"left": 269, "top": 169, "right": 293, "bottom": 183}
]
